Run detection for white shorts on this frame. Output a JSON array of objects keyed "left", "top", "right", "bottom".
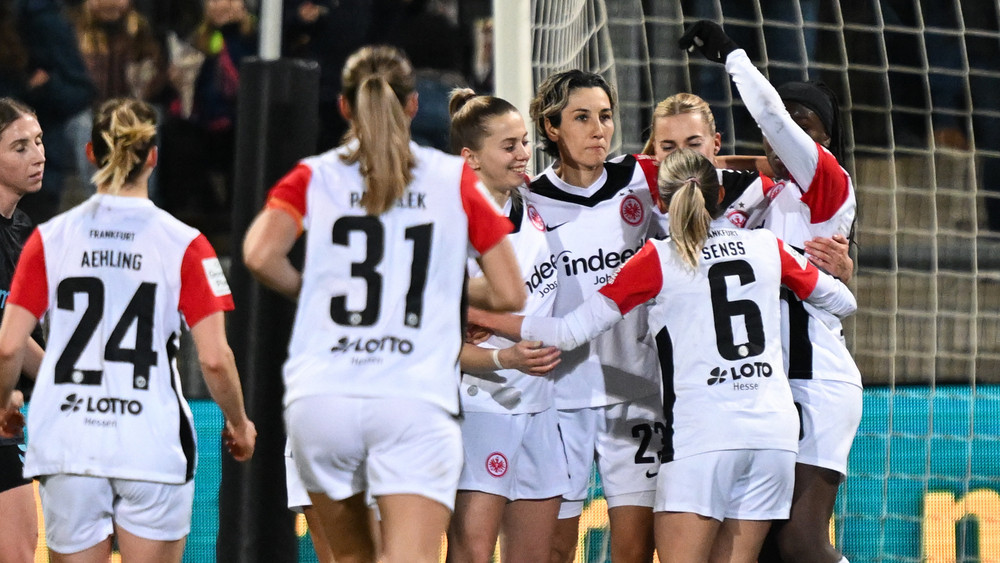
[
  {"left": 791, "top": 379, "right": 863, "bottom": 475},
  {"left": 558, "top": 394, "right": 662, "bottom": 518},
  {"left": 457, "top": 408, "right": 569, "bottom": 501},
  {"left": 285, "top": 440, "right": 311, "bottom": 513},
  {"left": 38, "top": 474, "right": 195, "bottom": 554},
  {"left": 285, "top": 395, "right": 463, "bottom": 511},
  {"left": 655, "top": 449, "right": 796, "bottom": 521}
]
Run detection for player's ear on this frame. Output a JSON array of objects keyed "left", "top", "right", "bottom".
[
  {"left": 85, "top": 142, "right": 97, "bottom": 166},
  {"left": 544, "top": 117, "right": 559, "bottom": 142},
  {"left": 338, "top": 95, "right": 353, "bottom": 121},
  {"left": 460, "top": 147, "right": 480, "bottom": 170}
]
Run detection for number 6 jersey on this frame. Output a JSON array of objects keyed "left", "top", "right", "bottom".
[
  {"left": 9, "top": 195, "right": 234, "bottom": 484},
  {"left": 265, "top": 142, "right": 513, "bottom": 415}
]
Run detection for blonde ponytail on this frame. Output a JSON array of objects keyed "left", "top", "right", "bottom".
[
  {"left": 340, "top": 46, "right": 416, "bottom": 215},
  {"left": 658, "top": 148, "right": 722, "bottom": 269},
  {"left": 90, "top": 98, "right": 157, "bottom": 194}
]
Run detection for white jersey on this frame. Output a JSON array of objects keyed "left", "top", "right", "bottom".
[
  {"left": 723, "top": 48, "right": 861, "bottom": 386},
  {"left": 462, "top": 186, "right": 558, "bottom": 414},
  {"left": 271, "top": 143, "right": 513, "bottom": 415},
  {"left": 522, "top": 218, "right": 858, "bottom": 460},
  {"left": 10, "top": 195, "right": 234, "bottom": 484},
  {"left": 528, "top": 154, "right": 667, "bottom": 409}
]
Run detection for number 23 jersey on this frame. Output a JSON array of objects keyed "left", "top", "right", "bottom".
[
  {"left": 9, "top": 195, "right": 234, "bottom": 484},
  {"left": 268, "top": 143, "right": 513, "bottom": 415}
]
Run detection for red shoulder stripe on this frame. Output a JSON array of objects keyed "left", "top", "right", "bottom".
[
  {"left": 461, "top": 163, "right": 513, "bottom": 254},
  {"left": 598, "top": 241, "right": 663, "bottom": 315},
  {"left": 800, "top": 147, "right": 850, "bottom": 224},
  {"left": 8, "top": 229, "right": 47, "bottom": 318}
]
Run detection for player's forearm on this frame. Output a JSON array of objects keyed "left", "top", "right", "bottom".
[
  {"left": 460, "top": 342, "right": 505, "bottom": 374},
  {"left": 200, "top": 350, "right": 252, "bottom": 428},
  {"left": 806, "top": 271, "right": 857, "bottom": 318},
  {"left": 727, "top": 49, "right": 819, "bottom": 185},
  {"left": 522, "top": 293, "right": 623, "bottom": 350},
  {"left": 20, "top": 338, "right": 44, "bottom": 380}
]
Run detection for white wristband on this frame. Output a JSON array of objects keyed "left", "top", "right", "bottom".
[{"left": 491, "top": 348, "right": 504, "bottom": 370}]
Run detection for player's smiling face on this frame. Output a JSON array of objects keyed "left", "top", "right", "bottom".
[
  {"left": 651, "top": 112, "right": 721, "bottom": 163},
  {"left": 0, "top": 114, "right": 45, "bottom": 198},
  {"left": 764, "top": 101, "right": 831, "bottom": 181},
  {"left": 466, "top": 110, "right": 530, "bottom": 194},
  {"left": 546, "top": 87, "right": 614, "bottom": 171}
]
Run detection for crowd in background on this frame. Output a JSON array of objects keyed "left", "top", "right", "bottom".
[
  {"left": 0, "top": 0, "right": 475, "bottom": 246},
  {"left": 2, "top": 0, "right": 998, "bottom": 242}
]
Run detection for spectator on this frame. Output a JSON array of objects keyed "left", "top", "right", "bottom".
[
  {"left": 160, "top": 0, "right": 257, "bottom": 233},
  {"left": 282, "top": 0, "right": 375, "bottom": 152},
  {"left": 66, "top": 0, "right": 169, "bottom": 201},
  {"left": 0, "top": 0, "right": 94, "bottom": 222}
]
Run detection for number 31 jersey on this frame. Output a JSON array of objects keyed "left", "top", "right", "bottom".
[
  {"left": 9, "top": 195, "right": 234, "bottom": 484},
  {"left": 267, "top": 143, "right": 513, "bottom": 415}
]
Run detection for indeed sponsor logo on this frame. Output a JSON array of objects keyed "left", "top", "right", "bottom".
[
  {"left": 548, "top": 241, "right": 645, "bottom": 285},
  {"left": 525, "top": 257, "right": 559, "bottom": 296},
  {"left": 59, "top": 393, "right": 143, "bottom": 415}
]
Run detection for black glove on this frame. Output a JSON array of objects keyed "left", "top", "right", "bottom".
[{"left": 678, "top": 20, "right": 739, "bottom": 64}]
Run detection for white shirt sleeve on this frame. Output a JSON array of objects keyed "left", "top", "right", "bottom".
[
  {"left": 805, "top": 271, "right": 857, "bottom": 318},
  {"left": 726, "top": 49, "right": 820, "bottom": 190},
  {"left": 522, "top": 293, "right": 624, "bottom": 350}
]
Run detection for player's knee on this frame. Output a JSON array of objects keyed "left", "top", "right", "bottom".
[
  {"left": 446, "top": 528, "right": 495, "bottom": 563},
  {"left": 610, "top": 535, "right": 654, "bottom": 563},
  {"left": 549, "top": 537, "right": 576, "bottom": 563}
]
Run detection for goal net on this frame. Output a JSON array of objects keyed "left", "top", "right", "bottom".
[{"left": 499, "top": 0, "right": 1000, "bottom": 561}]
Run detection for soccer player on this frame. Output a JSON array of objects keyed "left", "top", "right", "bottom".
[
  {"left": 241, "top": 45, "right": 526, "bottom": 563},
  {"left": 527, "top": 69, "right": 667, "bottom": 563},
  {"left": 0, "top": 97, "right": 46, "bottom": 563},
  {"left": 445, "top": 88, "right": 564, "bottom": 563},
  {"left": 471, "top": 148, "right": 857, "bottom": 563},
  {"left": 682, "top": 20, "right": 862, "bottom": 563},
  {"left": 0, "top": 97, "right": 256, "bottom": 563},
  {"left": 640, "top": 92, "right": 852, "bottom": 282}
]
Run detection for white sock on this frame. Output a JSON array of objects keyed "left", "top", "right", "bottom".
[{"left": 838, "top": 557, "right": 850, "bottom": 563}]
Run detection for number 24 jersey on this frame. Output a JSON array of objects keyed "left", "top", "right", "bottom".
[{"left": 9, "top": 195, "right": 234, "bottom": 484}]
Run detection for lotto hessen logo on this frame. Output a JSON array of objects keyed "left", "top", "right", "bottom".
[
  {"left": 706, "top": 361, "right": 774, "bottom": 387},
  {"left": 59, "top": 393, "right": 143, "bottom": 415},
  {"left": 526, "top": 204, "right": 546, "bottom": 232},
  {"left": 60, "top": 393, "right": 84, "bottom": 412},
  {"left": 330, "top": 336, "right": 414, "bottom": 355},
  {"left": 486, "top": 452, "right": 508, "bottom": 477},
  {"left": 620, "top": 194, "right": 644, "bottom": 226}
]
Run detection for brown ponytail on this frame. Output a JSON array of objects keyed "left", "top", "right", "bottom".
[
  {"left": 658, "top": 148, "right": 721, "bottom": 269},
  {"left": 340, "top": 45, "right": 416, "bottom": 216}
]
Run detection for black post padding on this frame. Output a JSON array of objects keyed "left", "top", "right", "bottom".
[{"left": 218, "top": 57, "right": 320, "bottom": 563}]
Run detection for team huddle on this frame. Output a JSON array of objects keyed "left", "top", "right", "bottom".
[{"left": 0, "top": 20, "right": 859, "bottom": 563}]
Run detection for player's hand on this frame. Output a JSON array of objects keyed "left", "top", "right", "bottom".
[
  {"left": 499, "top": 341, "right": 561, "bottom": 377},
  {"left": 679, "top": 20, "right": 739, "bottom": 64},
  {"left": 805, "top": 234, "right": 853, "bottom": 283},
  {"left": 466, "top": 322, "right": 492, "bottom": 345},
  {"left": 223, "top": 418, "right": 257, "bottom": 462},
  {"left": 0, "top": 391, "right": 25, "bottom": 438}
]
